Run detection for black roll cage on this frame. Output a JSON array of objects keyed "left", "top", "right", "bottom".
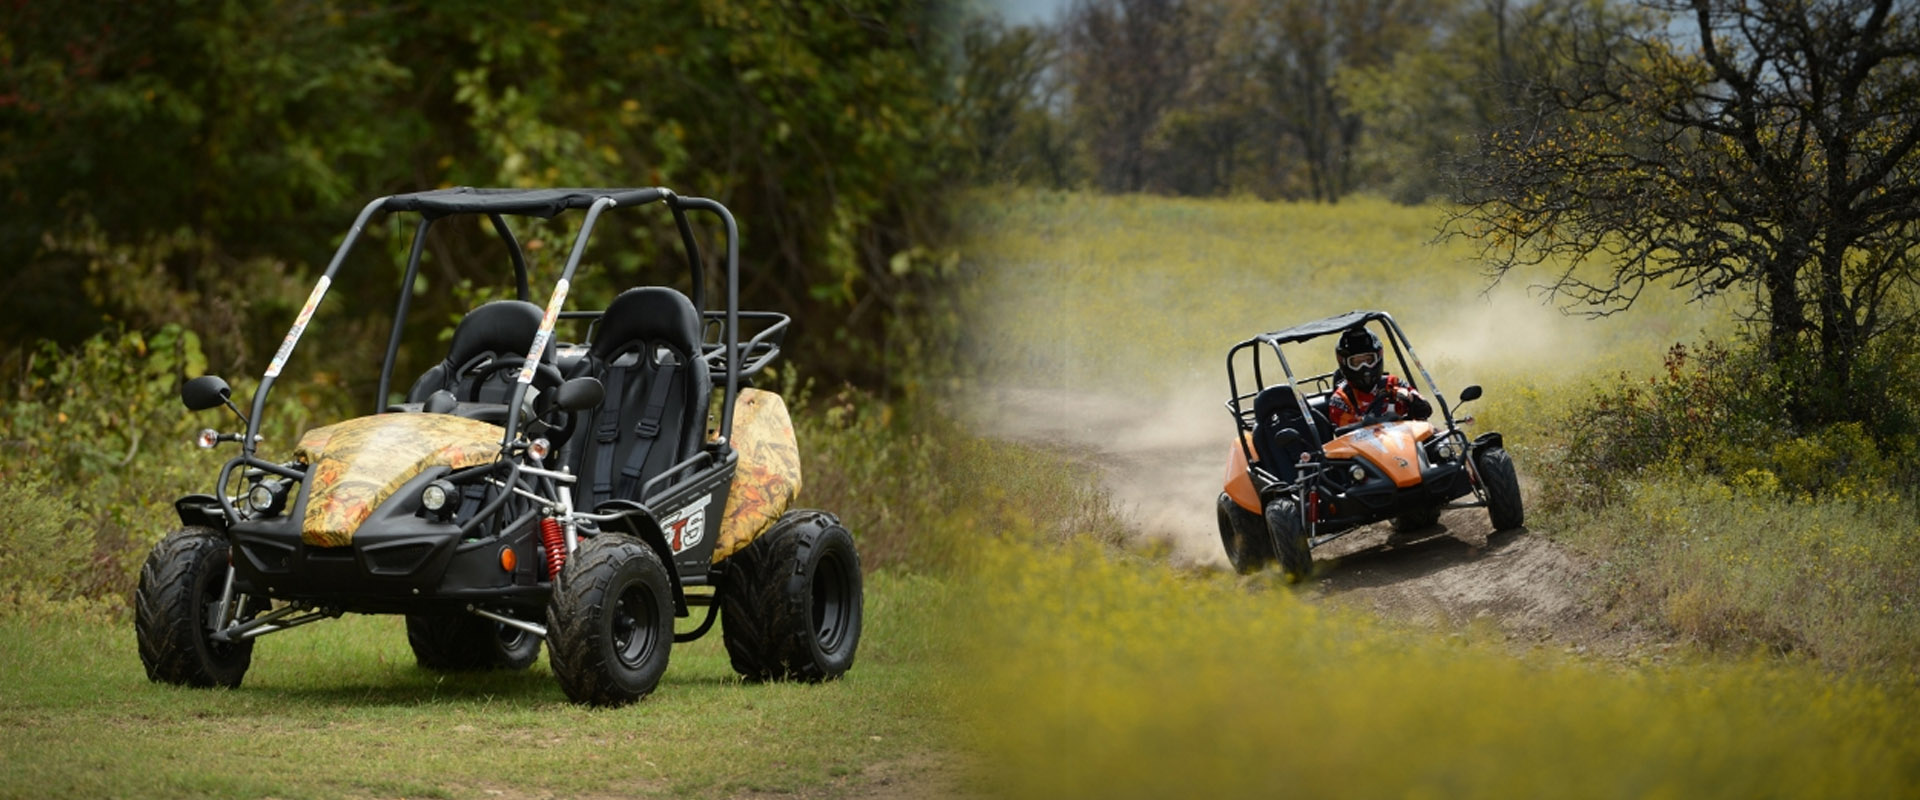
[
  {"left": 234, "top": 186, "right": 774, "bottom": 468},
  {"left": 1224, "top": 310, "right": 1461, "bottom": 477}
]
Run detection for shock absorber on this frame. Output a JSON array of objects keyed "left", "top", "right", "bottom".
[{"left": 539, "top": 517, "right": 567, "bottom": 579}]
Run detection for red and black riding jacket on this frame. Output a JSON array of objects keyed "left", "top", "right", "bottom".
[{"left": 1328, "top": 374, "right": 1432, "bottom": 428}]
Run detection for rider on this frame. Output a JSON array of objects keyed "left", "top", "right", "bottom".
[{"left": 1328, "top": 326, "right": 1431, "bottom": 428}]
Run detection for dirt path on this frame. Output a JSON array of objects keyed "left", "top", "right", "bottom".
[{"left": 969, "top": 387, "right": 1661, "bottom": 658}]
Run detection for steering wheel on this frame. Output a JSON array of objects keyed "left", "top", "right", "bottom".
[{"left": 463, "top": 355, "right": 565, "bottom": 402}]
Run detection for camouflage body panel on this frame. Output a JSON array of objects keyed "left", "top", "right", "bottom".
[
  {"left": 713, "top": 389, "right": 802, "bottom": 562},
  {"left": 295, "top": 414, "right": 503, "bottom": 547}
]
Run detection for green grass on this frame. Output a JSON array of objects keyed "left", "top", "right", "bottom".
[
  {"left": 957, "top": 538, "right": 1920, "bottom": 799},
  {"left": 0, "top": 571, "right": 957, "bottom": 800}
]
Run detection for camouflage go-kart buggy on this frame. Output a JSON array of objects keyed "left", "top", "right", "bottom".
[
  {"left": 136, "top": 187, "right": 862, "bottom": 706},
  {"left": 1218, "top": 310, "right": 1523, "bottom": 581}
]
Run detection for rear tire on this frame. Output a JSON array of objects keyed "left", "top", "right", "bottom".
[
  {"left": 1217, "top": 493, "right": 1273, "bottom": 574},
  {"left": 135, "top": 527, "right": 254, "bottom": 688},
  {"left": 546, "top": 534, "right": 674, "bottom": 707},
  {"left": 720, "top": 510, "right": 864, "bottom": 682},
  {"left": 1474, "top": 446, "right": 1525, "bottom": 531},
  {"left": 405, "top": 612, "right": 541, "bottom": 671},
  {"left": 1263, "top": 498, "right": 1312, "bottom": 583}
]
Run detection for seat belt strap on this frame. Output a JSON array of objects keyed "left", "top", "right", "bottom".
[
  {"left": 618, "top": 360, "right": 680, "bottom": 500},
  {"left": 590, "top": 360, "right": 630, "bottom": 504}
]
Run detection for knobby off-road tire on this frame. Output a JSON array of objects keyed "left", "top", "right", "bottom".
[
  {"left": 1474, "top": 446, "right": 1525, "bottom": 531},
  {"left": 546, "top": 534, "right": 674, "bottom": 707},
  {"left": 135, "top": 527, "right": 254, "bottom": 688},
  {"left": 1391, "top": 503, "right": 1444, "bottom": 534},
  {"left": 405, "top": 613, "right": 541, "bottom": 671},
  {"left": 1263, "top": 497, "right": 1313, "bottom": 583},
  {"left": 720, "top": 510, "right": 863, "bottom": 683},
  {"left": 1218, "top": 493, "right": 1274, "bottom": 574}
]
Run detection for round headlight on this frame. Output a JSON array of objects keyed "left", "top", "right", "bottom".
[
  {"left": 1349, "top": 464, "right": 1367, "bottom": 482},
  {"left": 246, "top": 479, "right": 288, "bottom": 516},
  {"left": 421, "top": 482, "right": 451, "bottom": 513},
  {"left": 248, "top": 483, "right": 275, "bottom": 511}
]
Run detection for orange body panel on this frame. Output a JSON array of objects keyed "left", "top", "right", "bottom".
[
  {"left": 295, "top": 414, "right": 504, "bottom": 547},
  {"left": 1224, "top": 432, "right": 1261, "bottom": 513},
  {"left": 1323, "top": 421, "right": 1433, "bottom": 488}
]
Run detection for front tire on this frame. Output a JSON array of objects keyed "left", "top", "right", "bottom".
[
  {"left": 1218, "top": 493, "right": 1274, "bottom": 574},
  {"left": 546, "top": 534, "right": 674, "bottom": 707},
  {"left": 1264, "top": 498, "right": 1313, "bottom": 583},
  {"left": 1474, "top": 446, "right": 1525, "bottom": 531},
  {"left": 135, "top": 527, "right": 254, "bottom": 688},
  {"left": 720, "top": 510, "right": 864, "bottom": 682},
  {"left": 405, "top": 612, "right": 541, "bottom": 671}
]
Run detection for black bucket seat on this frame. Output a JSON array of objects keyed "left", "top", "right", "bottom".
[
  {"left": 570, "top": 287, "right": 712, "bottom": 509},
  {"left": 406, "top": 299, "right": 555, "bottom": 409}
]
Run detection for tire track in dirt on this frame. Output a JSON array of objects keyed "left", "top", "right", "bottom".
[{"left": 970, "top": 386, "right": 1660, "bottom": 656}]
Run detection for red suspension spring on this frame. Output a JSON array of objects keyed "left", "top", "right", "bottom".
[{"left": 539, "top": 517, "right": 567, "bottom": 579}]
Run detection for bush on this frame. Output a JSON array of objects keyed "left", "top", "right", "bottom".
[
  {"left": 793, "top": 381, "right": 1130, "bottom": 574},
  {"left": 1550, "top": 340, "right": 1915, "bottom": 511},
  {"left": 0, "top": 478, "right": 112, "bottom": 621},
  {"left": 0, "top": 325, "right": 353, "bottom": 619},
  {"left": 1561, "top": 472, "right": 1919, "bottom": 675}
]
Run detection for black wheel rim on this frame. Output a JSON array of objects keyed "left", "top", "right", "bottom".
[
  {"left": 811, "top": 549, "right": 853, "bottom": 654},
  {"left": 497, "top": 621, "right": 527, "bottom": 652},
  {"left": 611, "top": 583, "right": 661, "bottom": 670}
]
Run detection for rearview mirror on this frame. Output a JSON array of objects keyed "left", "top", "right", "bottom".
[
  {"left": 181, "top": 375, "right": 232, "bottom": 412},
  {"left": 1458, "top": 385, "right": 1483, "bottom": 404},
  {"left": 554, "top": 377, "right": 605, "bottom": 412}
]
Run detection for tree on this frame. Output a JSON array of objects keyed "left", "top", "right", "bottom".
[
  {"left": 1062, "top": 0, "right": 1202, "bottom": 192},
  {"left": 1241, "top": 0, "right": 1453, "bottom": 202},
  {"left": 1339, "top": 0, "right": 1595, "bottom": 202},
  {"left": 1446, "top": 0, "right": 1920, "bottom": 427},
  {"left": 0, "top": 0, "right": 963, "bottom": 389},
  {"left": 957, "top": 18, "right": 1078, "bottom": 187}
]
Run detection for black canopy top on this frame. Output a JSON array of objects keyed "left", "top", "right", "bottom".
[
  {"left": 380, "top": 187, "right": 669, "bottom": 219},
  {"left": 1256, "top": 310, "right": 1387, "bottom": 345}
]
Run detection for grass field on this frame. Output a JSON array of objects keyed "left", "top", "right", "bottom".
[
  {"left": 0, "top": 571, "right": 957, "bottom": 800},
  {"left": 955, "top": 538, "right": 1920, "bottom": 799},
  {"left": 946, "top": 189, "right": 1920, "bottom": 798},
  {"left": 6, "top": 188, "right": 1917, "bottom": 799}
]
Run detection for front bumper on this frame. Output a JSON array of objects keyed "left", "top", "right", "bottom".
[{"left": 228, "top": 469, "right": 546, "bottom": 614}]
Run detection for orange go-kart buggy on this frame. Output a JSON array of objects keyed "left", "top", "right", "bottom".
[{"left": 1219, "top": 310, "right": 1523, "bottom": 581}]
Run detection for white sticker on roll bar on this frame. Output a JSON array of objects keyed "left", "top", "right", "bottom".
[
  {"left": 522, "top": 278, "right": 568, "bottom": 384},
  {"left": 266, "top": 276, "right": 331, "bottom": 378}
]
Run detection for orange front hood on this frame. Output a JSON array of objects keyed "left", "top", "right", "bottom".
[
  {"left": 294, "top": 414, "right": 504, "bottom": 547},
  {"left": 1324, "top": 421, "right": 1433, "bottom": 488}
]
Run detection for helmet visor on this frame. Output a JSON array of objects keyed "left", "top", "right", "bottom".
[{"left": 1343, "top": 352, "right": 1380, "bottom": 371}]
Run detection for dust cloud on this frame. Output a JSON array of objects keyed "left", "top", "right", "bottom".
[{"left": 965, "top": 281, "right": 1711, "bottom": 568}]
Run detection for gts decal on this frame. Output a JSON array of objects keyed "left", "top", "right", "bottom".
[{"left": 663, "top": 493, "right": 713, "bottom": 553}]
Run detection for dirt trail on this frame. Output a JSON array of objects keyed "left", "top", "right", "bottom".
[{"left": 970, "top": 386, "right": 1656, "bottom": 656}]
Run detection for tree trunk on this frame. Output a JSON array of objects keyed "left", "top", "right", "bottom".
[{"left": 1763, "top": 252, "right": 1810, "bottom": 427}]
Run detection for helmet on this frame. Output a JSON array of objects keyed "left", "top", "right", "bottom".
[{"left": 1335, "top": 326, "right": 1383, "bottom": 391}]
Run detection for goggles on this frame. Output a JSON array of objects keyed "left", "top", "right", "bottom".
[{"left": 1343, "top": 352, "right": 1380, "bottom": 371}]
